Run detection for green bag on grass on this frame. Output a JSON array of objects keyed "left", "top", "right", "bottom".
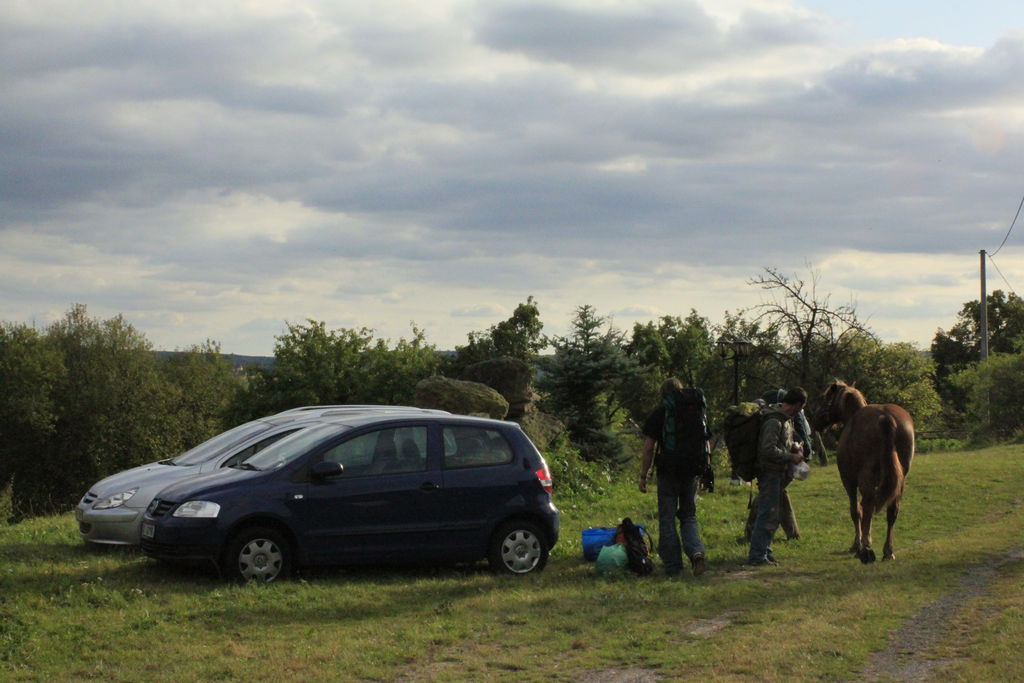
[{"left": 594, "top": 543, "right": 628, "bottom": 576}]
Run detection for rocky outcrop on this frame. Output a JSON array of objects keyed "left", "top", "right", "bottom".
[
  {"left": 414, "top": 376, "right": 509, "bottom": 419},
  {"left": 516, "top": 411, "right": 564, "bottom": 451},
  {"left": 459, "top": 357, "right": 536, "bottom": 419}
]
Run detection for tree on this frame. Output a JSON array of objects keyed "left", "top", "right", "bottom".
[
  {"left": 951, "top": 352, "right": 1024, "bottom": 438},
  {"left": 451, "top": 297, "right": 545, "bottom": 372},
  {"left": 829, "top": 334, "right": 942, "bottom": 430},
  {"left": 159, "top": 341, "right": 242, "bottom": 449},
  {"left": 40, "top": 305, "right": 178, "bottom": 513},
  {"left": 931, "top": 290, "right": 1024, "bottom": 405},
  {"left": 620, "top": 312, "right": 717, "bottom": 422},
  {"left": 0, "top": 323, "right": 65, "bottom": 517},
  {"left": 361, "top": 326, "right": 443, "bottom": 405},
  {"left": 539, "top": 306, "right": 639, "bottom": 465},
  {"left": 235, "top": 320, "right": 442, "bottom": 418},
  {"left": 238, "top": 321, "right": 375, "bottom": 417},
  {"left": 748, "top": 266, "right": 869, "bottom": 391}
]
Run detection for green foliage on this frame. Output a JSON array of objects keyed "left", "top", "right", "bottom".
[
  {"left": 158, "top": 341, "right": 242, "bottom": 449},
  {"left": 916, "top": 438, "right": 967, "bottom": 454},
  {"left": 450, "top": 296, "right": 545, "bottom": 372},
  {"left": 543, "top": 434, "right": 609, "bottom": 501},
  {"left": 236, "top": 320, "right": 442, "bottom": 418},
  {"left": 0, "top": 307, "right": 247, "bottom": 517},
  {"left": 950, "top": 352, "right": 1024, "bottom": 438},
  {"left": 38, "top": 305, "right": 180, "bottom": 513},
  {"left": 828, "top": 336, "right": 942, "bottom": 430},
  {"left": 539, "top": 305, "right": 640, "bottom": 466},
  {"left": 0, "top": 323, "right": 65, "bottom": 515},
  {"left": 0, "top": 477, "right": 12, "bottom": 526},
  {"left": 621, "top": 312, "right": 716, "bottom": 422},
  {"left": 361, "top": 326, "right": 443, "bottom": 405},
  {"left": 931, "top": 290, "right": 1024, "bottom": 404}
]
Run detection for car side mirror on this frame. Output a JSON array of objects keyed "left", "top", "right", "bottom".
[{"left": 311, "top": 461, "right": 344, "bottom": 479}]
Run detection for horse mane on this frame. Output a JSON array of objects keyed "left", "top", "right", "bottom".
[
  {"left": 822, "top": 379, "right": 868, "bottom": 424},
  {"left": 837, "top": 380, "right": 867, "bottom": 414}
]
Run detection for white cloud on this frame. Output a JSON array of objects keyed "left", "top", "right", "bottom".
[{"left": 2, "top": 0, "right": 1023, "bottom": 354}]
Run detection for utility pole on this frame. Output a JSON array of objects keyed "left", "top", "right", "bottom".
[{"left": 980, "top": 249, "right": 989, "bottom": 362}]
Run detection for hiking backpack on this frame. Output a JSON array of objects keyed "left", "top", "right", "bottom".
[
  {"left": 722, "top": 401, "right": 768, "bottom": 481},
  {"left": 615, "top": 518, "right": 654, "bottom": 576},
  {"left": 659, "top": 387, "right": 710, "bottom": 479}
]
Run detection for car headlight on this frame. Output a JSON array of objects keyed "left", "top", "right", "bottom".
[
  {"left": 93, "top": 488, "right": 139, "bottom": 510},
  {"left": 172, "top": 501, "right": 221, "bottom": 518}
]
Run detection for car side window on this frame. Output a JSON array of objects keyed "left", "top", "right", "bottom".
[
  {"left": 321, "top": 426, "right": 428, "bottom": 477},
  {"left": 222, "top": 429, "right": 300, "bottom": 468},
  {"left": 443, "top": 426, "right": 513, "bottom": 469}
]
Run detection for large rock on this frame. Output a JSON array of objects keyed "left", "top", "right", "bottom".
[
  {"left": 460, "top": 357, "right": 535, "bottom": 419},
  {"left": 414, "top": 376, "right": 509, "bottom": 419},
  {"left": 514, "top": 411, "right": 564, "bottom": 452}
]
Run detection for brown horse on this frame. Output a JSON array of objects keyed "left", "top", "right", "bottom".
[{"left": 812, "top": 380, "right": 915, "bottom": 563}]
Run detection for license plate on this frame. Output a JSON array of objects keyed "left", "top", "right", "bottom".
[
  {"left": 141, "top": 523, "right": 155, "bottom": 539},
  {"left": 74, "top": 508, "right": 84, "bottom": 521}
]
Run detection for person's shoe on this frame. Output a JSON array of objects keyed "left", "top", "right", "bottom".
[
  {"left": 664, "top": 566, "right": 682, "bottom": 578},
  {"left": 691, "top": 552, "right": 707, "bottom": 576},
  {"left": 748, "top": 557, "right": 779, "bottom": 567}
]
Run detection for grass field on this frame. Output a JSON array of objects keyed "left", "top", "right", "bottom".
[{"left": 2, "top": 445, "right": 1023, "bottom": 681}]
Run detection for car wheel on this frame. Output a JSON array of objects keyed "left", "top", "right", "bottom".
[
  {"left": 488, "top": 521, "right": 548, "bottom": 575},
  {"left": 222, "top": 526, "right": 291, "bottom": 583}
]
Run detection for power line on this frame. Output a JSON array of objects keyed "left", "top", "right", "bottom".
[
  {"left": 991, "top": 191, "right": 1024, "bottom": 257},
  {"left": 987, "top": 253, "right": 1018, "bottom": 297}
]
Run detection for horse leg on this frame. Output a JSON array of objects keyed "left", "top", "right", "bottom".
[
  {"left": 882, "top": 500, "right": 900, "bottom": 561},
  {"left": 858, "top": 492, "right": 876, "bottom": 564},
  {"left": 847, "top": 486, "right": 863, "bottom": 556}
]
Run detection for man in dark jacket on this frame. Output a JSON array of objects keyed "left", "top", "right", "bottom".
[
  {"left": 747, "top": 387, "right": 808, "bottom": 566},
  {"left": 638, "top": 378, "right": 708, "bottom": 577},
  {"left": 744, "top": 388, "right": 804, "bottom": 541}
]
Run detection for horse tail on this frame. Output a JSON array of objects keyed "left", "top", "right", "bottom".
[{"left": 875, "top": 413, "right": 905, "bottom": 512}]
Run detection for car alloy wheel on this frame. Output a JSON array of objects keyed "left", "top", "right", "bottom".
[{"left": 488, "top": 521, "right": 548, "bottom": 575}]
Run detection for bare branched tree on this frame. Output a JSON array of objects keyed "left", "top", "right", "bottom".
[{"left": 747, "top": 266, "right": 872, "bottom": 388}]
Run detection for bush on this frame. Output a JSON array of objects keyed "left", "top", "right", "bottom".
[{"left": 543, "top": 434, "right": 609, "bottom": 502}]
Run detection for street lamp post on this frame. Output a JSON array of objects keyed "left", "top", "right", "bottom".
[{"left": 716, "top": 334, "right": 754, "bottom": 404}]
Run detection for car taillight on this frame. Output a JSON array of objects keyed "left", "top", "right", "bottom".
[{"left": 535, "top": 465, "right": 553, "bottom": 495}]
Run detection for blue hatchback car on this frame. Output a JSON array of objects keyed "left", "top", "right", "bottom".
[{"left": 141, "top": 412, "right": 559, "bottom": 581}]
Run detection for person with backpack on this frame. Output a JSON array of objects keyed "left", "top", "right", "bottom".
[
  {"left": 742, "top": 389, "right": 806, "bottom": 542},
  {"left": 638, "top": 378, "right": 709, "bottom": 577},
  {"left": 747, "top": 387, "right": 808, "bottom": 567}
]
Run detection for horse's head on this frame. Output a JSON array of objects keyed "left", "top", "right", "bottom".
[{"left": 812, "top": 380, "right": 865, "bottom": 431}]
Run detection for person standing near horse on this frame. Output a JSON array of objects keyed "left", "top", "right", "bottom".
[
  {"left": 743, "top": 388, "right": 805, "bottom": 542},
  {"left": 748, "top": 387, "right": 808, "bottom": 566},
  {"left": 638, "top": 378, "right": 709, "bottom": 577}
]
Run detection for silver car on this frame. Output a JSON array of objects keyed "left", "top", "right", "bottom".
[{"left": 75, "top": 405, "right": 448, "bottom": 546}]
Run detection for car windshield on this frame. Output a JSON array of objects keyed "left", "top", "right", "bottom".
[
  {"left": 170, "top": 421, "right": 274, "bottom": 466},
  {"left": 244, "top": 423, "right": 347, "bottom": 471}
]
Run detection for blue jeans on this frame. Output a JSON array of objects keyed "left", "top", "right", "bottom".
[
  {"left": 748, "top": 471, "right": 787, "bottom": 563},
  {"left": 657, "top": 474, "right": 705, "bottom": 573}
]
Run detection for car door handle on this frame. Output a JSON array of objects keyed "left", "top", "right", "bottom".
[{"left": 419, "top": 481, "right": 440, "bottom": 491}]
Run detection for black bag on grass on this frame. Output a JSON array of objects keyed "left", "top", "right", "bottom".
[{"left": 615, "top": 518, "right": 654, "bottom": 576}]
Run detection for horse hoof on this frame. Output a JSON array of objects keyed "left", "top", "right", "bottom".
[
  {"left": 859, "top": 548, "right": 876, "bottom": 564},
  {"left": 883, "top": 553, "right": 895, "bottom": 561}
]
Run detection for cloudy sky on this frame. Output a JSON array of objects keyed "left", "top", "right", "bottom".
[{"left": 3, "top": 0, "right": 1024, "bottom": 354}]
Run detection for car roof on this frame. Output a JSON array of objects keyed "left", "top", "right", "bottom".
[
  {"left": 313, "top": 411, "right": 516, "bottom": 430},
  {"left": 261, "top": 405, "right": 451, "bottom": 426}
]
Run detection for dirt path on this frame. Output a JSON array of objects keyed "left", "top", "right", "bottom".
[{"left": 856, "top": 547, "right": 1024, "bottom": 681}]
